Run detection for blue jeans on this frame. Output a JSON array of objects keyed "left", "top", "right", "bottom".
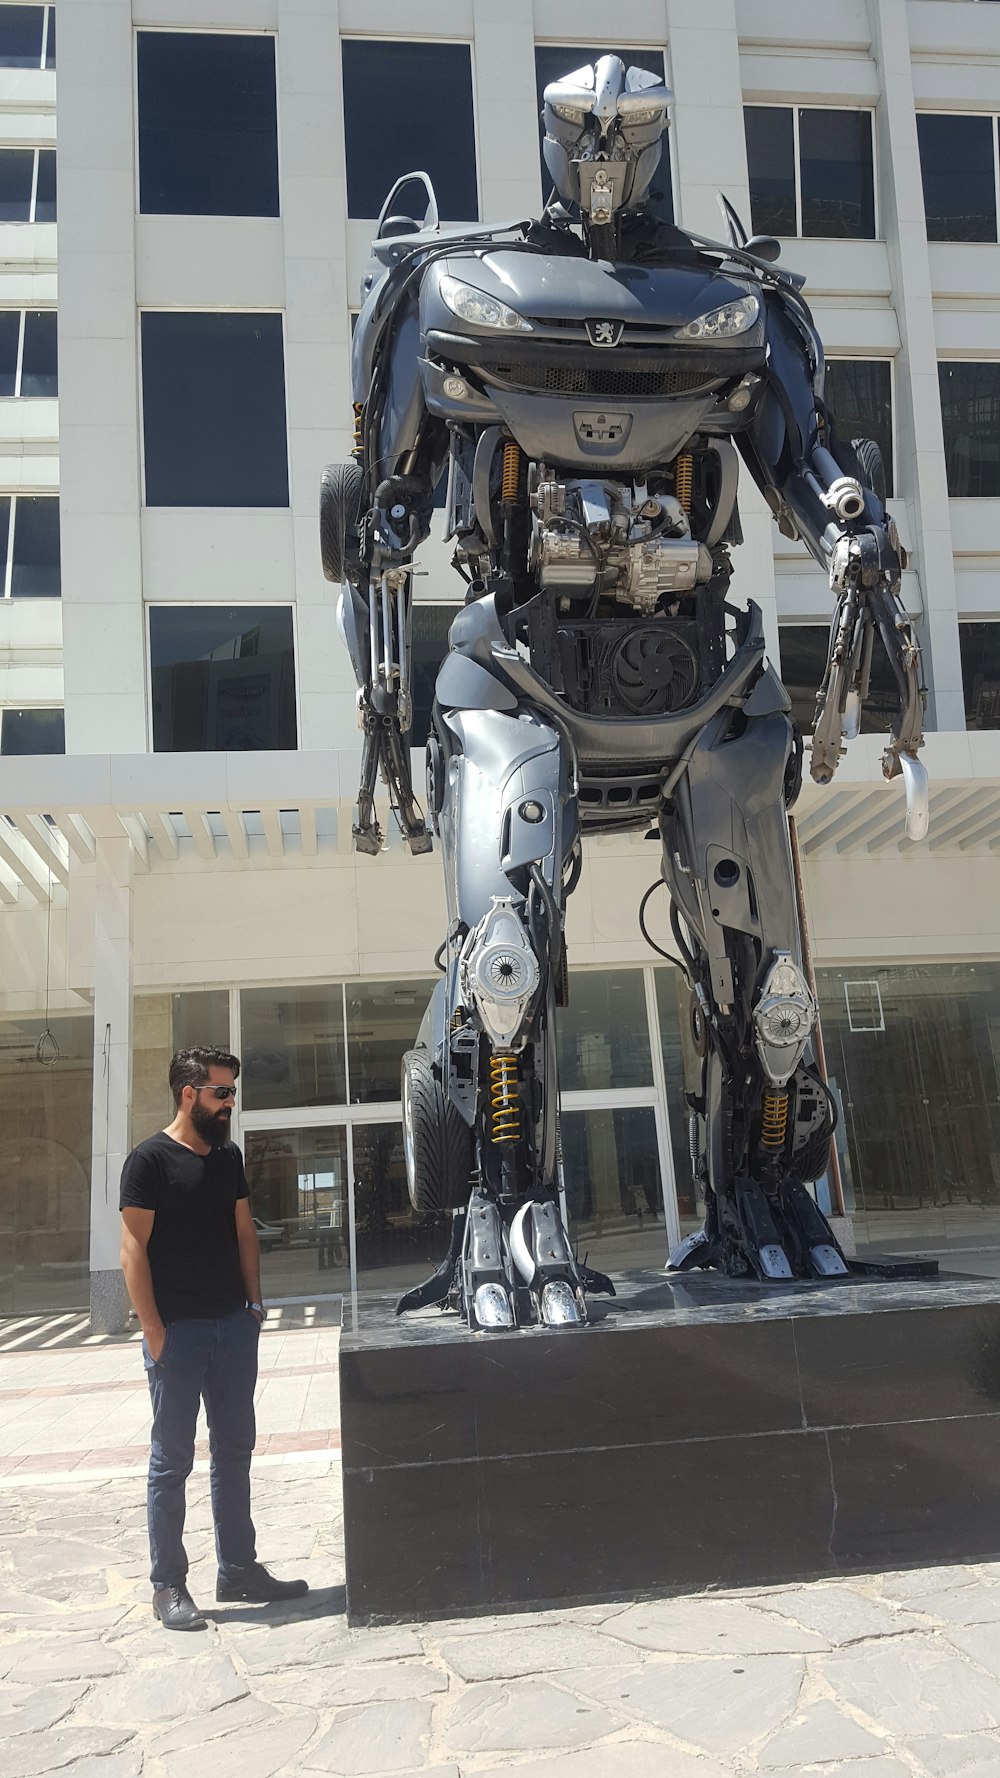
[{"left": 143, "top": 1308, "right": 259, "bottom": 1591}]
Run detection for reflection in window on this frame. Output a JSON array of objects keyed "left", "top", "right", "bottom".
[
  {"left": 346, "top": 978, "right": 436, "bottom": 1103},
  {"left": 960, "top": 623, "right": 1000, "bottom": 730},
  {"left": 132, "top": 989, "right": 231, "bottom": 1146},
  {"left": 342, "top": 40, "right": 479, "bottom": 221},
  {"left": 0, "top": 310, "right": 57, "bottom": 398},
  {"left": 0, "top": 148, "right": 57, "bottom": 222},
  {"left": 816, "top": 964, "right": 1000, "bottom": 1267},
  {"left": 411, "top": 604, "right": 460, "bottom": 748},
  {"left": 557, "top": 968, "right": 652, "bottom": 1091},
  {"left": 939, "top": 361, "right": 1000, "bottom": 498},
  {"left": 744, "top": 106, "right": 796, "bottom": 237},
  {"left": 745, "top": 107, "right": 875, "bottom": 239},
  {"left": 149, "top": 605, "right": 297, "bottom": 751},
  {"left": 0, "top": 149, "right": 35, "bottom": 220},
  {"left": 141, "top": 312, "right": 289, "bottom": 508},
  {"left": 243, "top": 1126, "right": 349, "bottom": 1286},
  {"left": 240, "top": 985, "right": 347, "bottom": 1110},
  {"left": 0, "top": 1014, "right": 93, "bottom": 1315},
  {"left": 654, "top": 964, "right": 701, "bottom": 1229},
  {"left": 138, "top": 32, "right": 279, "bottom": 218},
  {"left": 778, "top": 625, "right": 904, "bottom": 737},
  {"left": 561, "top": 1105, "right": 666, "bottom": 1270},
  {"left": 0, "top": 706, "right": 64, "bottom": 754},
  {"left": 352, "top": 1121, "right": 442, "bottom": 1280},
  {"left": 534, "top": 45, "right": 673, "bottom": 222},
  {"left": 0, "top": 5, "right": 54, "bottom": 69},
  {"left": 917, "top": 113, "right": 998, "bottom": 243},
  {"left": 799, "top": 109, "right": 875, "bottom": 239},
  {"left": 0, "top": 494, "right": 61, "bottom": 597},
  {"left": 825, "top": 359, "right": 893, "bottom": 495}
]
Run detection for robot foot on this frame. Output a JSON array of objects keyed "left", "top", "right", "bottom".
[
  {"left": 395, "top": 1210, "right": 465, "bottom": 1315},
  {"left": 670, "top": 1181, "right": 848, "bottom": 1284}
]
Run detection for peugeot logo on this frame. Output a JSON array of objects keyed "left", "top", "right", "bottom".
[{"left": 586, "top": 319, "right": 624, "bottom": 348}]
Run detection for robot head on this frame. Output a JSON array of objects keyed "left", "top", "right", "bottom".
[{"left": 542, "top": 55, "right": 673, "bottom": 225}]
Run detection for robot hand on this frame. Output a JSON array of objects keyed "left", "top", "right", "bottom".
[{"left": 811, "top": 523, "right": 927, "bottom": 840}]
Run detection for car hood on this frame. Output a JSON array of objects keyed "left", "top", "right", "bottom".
[{"left": 432, "top": 249, "right": 757, "bottom": 329}]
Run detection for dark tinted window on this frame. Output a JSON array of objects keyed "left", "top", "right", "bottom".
[
  {"left": 137, "top": 32, "right": 279, "bottom": 218},
  {"left": 9, "top": 494, "right": 60, "bottom": 596},
  {"left": 534, "top": 46, "right": 673, "bottom": 222},
  {"left": 0, "top": 149, "right": 34, "bottom": 220},
  {"left": 800, "top": 109, "right": 875, "bottom": 239},
  {"left": 1, "top": 707, "right": 64, "bottom": 754},
  {"left": 0, "top": 6, "right": 44, "bottom": 66},
  {"left": 20, "top": 309, "right": 57, "bottom": 396},
  {"left": 0, "top": 309, "right": 19, "bottom": 395},
  {"left": 939, "top": 361, "right": 1000, "bottom": 497},
  {"left": 917, "top": 114, "right": 997, "bottom": 243},
  {"left": 779, "top": 624, "right": 902, "bottom": 736},
  {"left": 141, "top": 312, "right": 289, "bottom": 507},
  {"left": 745, "top": 106, "right": 796, "bottom": 236},
  {"left": 825, "top": 359, "right": 893, "bottom": 495},
  {"left": 34, "top": 147, "right": 55, "bottom": 221},
  {"left": 149, "top": 606, "right": 297, "bottom": 751},
  {"left": 342, "top": 40, "right": 478, "bottom": 222},
  {"left": 411, "top": 604, "right": 460, "bottom": 747},
  {"left": 961, "top": 623, "right": 1000, "bottom": 730}
]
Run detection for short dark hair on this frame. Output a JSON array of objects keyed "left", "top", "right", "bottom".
[{"left": 169, "top": 1046, "right": 241, "bottom": 1106}]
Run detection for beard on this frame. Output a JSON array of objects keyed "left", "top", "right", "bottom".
[{"left": 190, "top": 1101, "right": 232, "bottom": 1147}]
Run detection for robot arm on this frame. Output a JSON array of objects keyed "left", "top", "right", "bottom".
[{"left": 740, "top": 292, "right": 928, "bottom": 839}]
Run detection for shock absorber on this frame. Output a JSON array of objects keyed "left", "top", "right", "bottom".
[
  {"left": 760, "top": 1088, "right": 790, "bottom": 1151},
  {"left": 488, "top": 1051, "right": 521, "bottom": 1144},
  {"left": 352, "top": 402, "right": 364, "bottom": 463},
  {"left": 501, "top": 440, "right": 522, "bottom": 503},
  {"left": 674, "top": 451, "right": 693, "bottom": 514}
]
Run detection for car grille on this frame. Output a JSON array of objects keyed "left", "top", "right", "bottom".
[{"left": 480, "top": 360, "right": 721, "bottom": 399}]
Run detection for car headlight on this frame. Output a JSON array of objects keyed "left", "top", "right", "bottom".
[
  {"left": 439, "top": 275, "right": 533, "bottom": 334},
  {"left": 679, "top": 295, "right": 760, "bottom": 341}
]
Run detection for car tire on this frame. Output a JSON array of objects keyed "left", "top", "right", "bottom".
[
  {"left": 401, "top": 1049, "right": 473, "bottom": 1215},
  {"left": 320, "top": 460, "right": 365, "bottom": 584}
]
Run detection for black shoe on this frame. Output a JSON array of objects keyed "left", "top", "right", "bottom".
[
  {"left": 152, "top": 1584, "right": 207, "bottom": 1631},
  {"left": 216, "top": 1561, "right": 309, "bottom": 1604}
]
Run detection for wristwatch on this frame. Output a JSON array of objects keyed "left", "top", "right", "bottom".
[{"left": 249, "top": 1302, "right": 267, "bottom": 1320}]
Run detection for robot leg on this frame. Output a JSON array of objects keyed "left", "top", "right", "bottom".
[
  {"left": 399, "top": 691, "right": 608, "bottom": 1328},
  {"left": 661, "top": 679, "right": 846, "bottom": 1283}
]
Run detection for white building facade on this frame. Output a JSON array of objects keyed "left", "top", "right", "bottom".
[{"left": 2, "top": 0, "right": 1000, "bottom": 1326}]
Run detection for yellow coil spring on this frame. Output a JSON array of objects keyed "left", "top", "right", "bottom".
[
  {"left": 501, "top": 440, "right": 522, "bottom": 502},
  {"left": 674, "top": 452, "right": 693, "bottom": 512},
  {"left": 761, "top": 1089, "right": 790, "bottom": 1150},
  {"left": 489, "top": 1051, "right": 520, "bottom": 1143},
  {"left": 352, "top": 403, "right": 364, "bottom": 453}
]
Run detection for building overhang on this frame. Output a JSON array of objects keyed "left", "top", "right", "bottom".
[{"left": 1, "top": 735, "right": 1000, "bottom": 906}]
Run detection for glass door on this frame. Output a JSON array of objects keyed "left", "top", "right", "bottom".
[{"left": 242, "top": 1125, "right": 350, "bottom": 1300}]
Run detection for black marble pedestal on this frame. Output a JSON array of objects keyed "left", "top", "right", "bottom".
[{"left": 340, "top": 1270, "right": 1000, "bottom": 1625}]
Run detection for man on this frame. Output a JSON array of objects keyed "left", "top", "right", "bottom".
[{"left": 120, "top": 1045, "right": 308, "bottom": 1631}]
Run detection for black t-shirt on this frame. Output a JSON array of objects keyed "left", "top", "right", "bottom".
[{"left": 119, "top": 1132, "right": 250, "bottom": 1323}]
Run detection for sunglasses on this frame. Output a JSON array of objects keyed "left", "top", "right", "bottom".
[{"left": 196, "top": 1085, "right": 237, "bottom": 1102}]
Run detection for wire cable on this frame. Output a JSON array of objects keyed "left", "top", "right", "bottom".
[{"left": 638, "top": 880, "right": 689, "bottom": 977}]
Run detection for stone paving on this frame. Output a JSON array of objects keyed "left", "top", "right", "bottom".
[{"left": 4, "top": 1319, "right": 1000, "bottom": 1775}]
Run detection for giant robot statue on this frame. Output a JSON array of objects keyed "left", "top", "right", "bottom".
[{"left": 322, "top": 57, "right": 926, "bottom": 1329}]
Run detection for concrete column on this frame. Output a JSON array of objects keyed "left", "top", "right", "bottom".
[
  {"left": 866, "top": 0, "right": 965, "bottom": 732},
  {"left": 664, "top": 0, "right": 780, "bottom": 659},
  {"left": 89, "top": 833, "right": 134, "bottom": 1334},
  {"left": 278, "top": 0, "right": 359, "bottom": 751},
  {"left": 57, "top": 0, "right": 146, "bottom": 752},
  {"left": 472, "top": 0, "right": 541, "bottom": 222}
]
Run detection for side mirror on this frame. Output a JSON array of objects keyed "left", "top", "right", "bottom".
[
  {"left": 746, "top": 235, "right": 782, "bottom": 263},
  {"left": 379, "top": 215, "right": 421, "bottom": 240}
]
